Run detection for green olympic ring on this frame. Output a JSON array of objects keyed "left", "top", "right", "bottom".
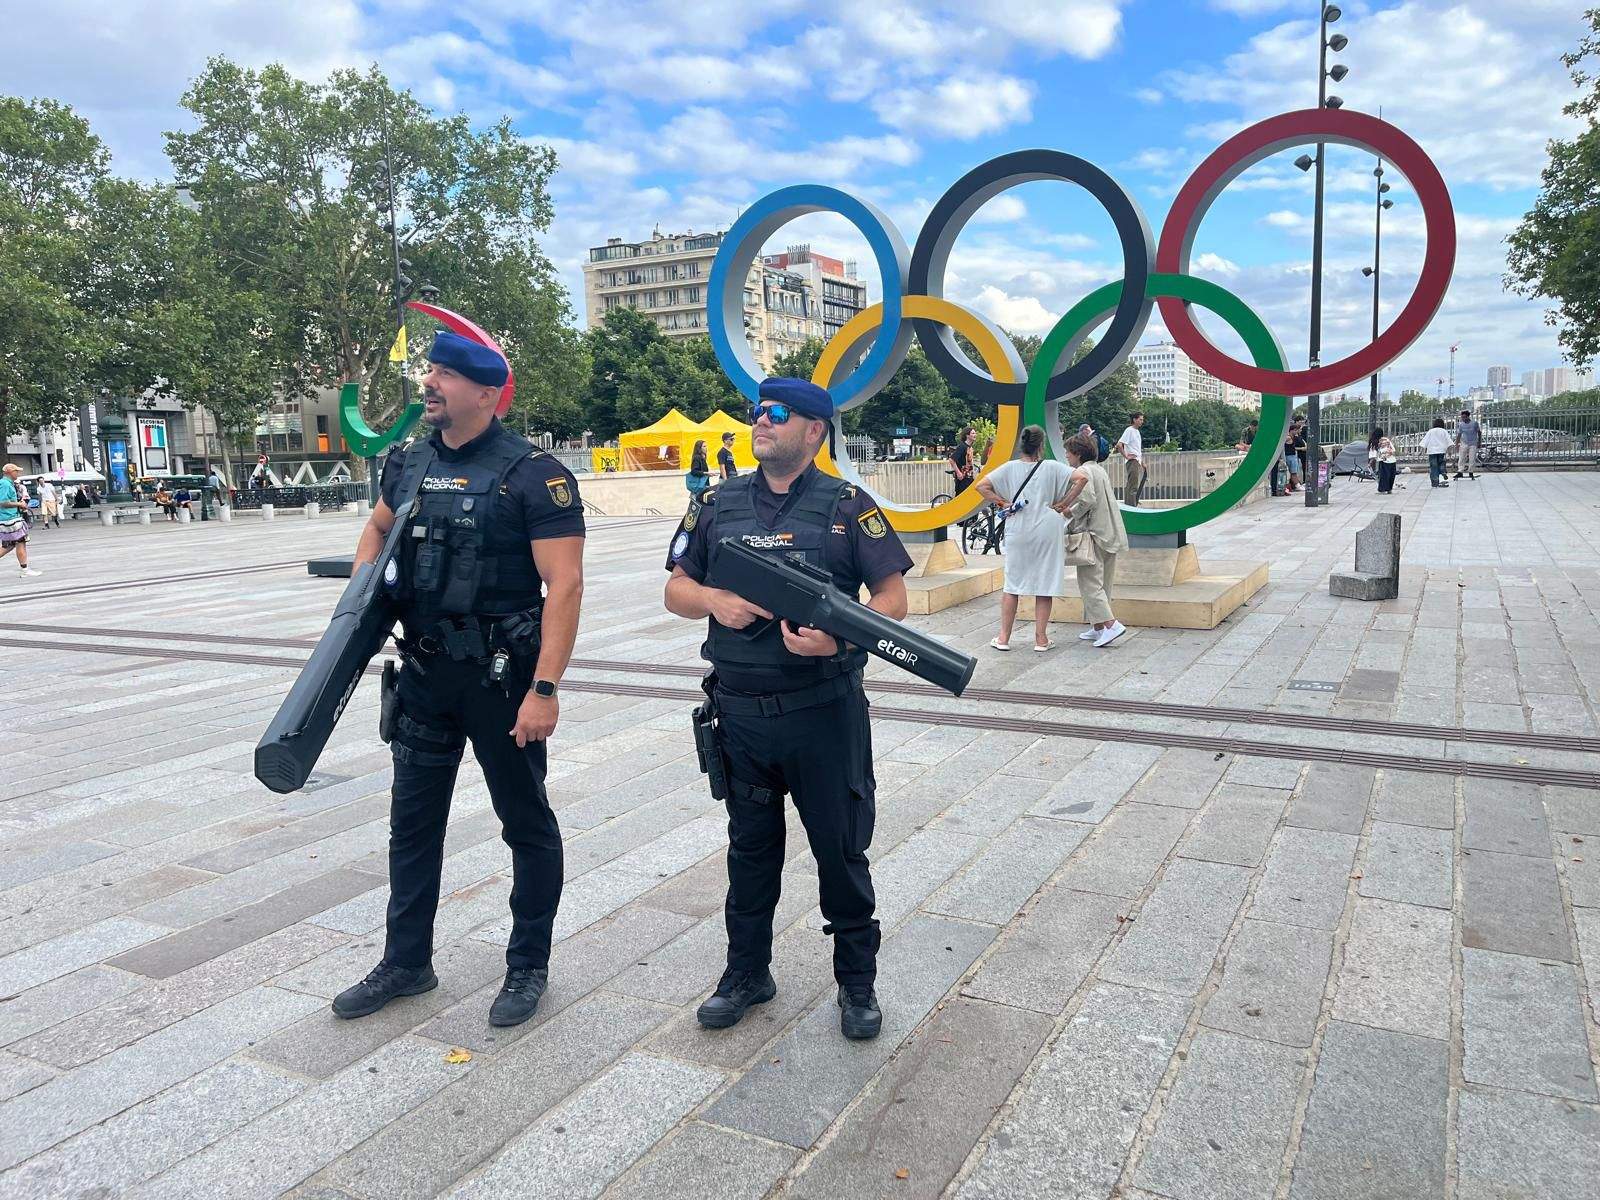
[
  {"left": 1023, "top": 272, "right": 1290, "bottom": 537},
  {"left": 339, "top": 380, "right": 423, "bottom": 460}
]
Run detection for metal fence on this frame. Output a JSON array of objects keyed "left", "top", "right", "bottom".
[{"left": 1318, "top": 406, "right": 1600, "bottom": 464}]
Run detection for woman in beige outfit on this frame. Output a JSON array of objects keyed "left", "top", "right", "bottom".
[{"left": 1057, "top": 432, "right": 1130, "bottom": 647}]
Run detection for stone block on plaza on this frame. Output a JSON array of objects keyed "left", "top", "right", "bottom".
[
  {"left": 139, "top": 509, "right": 152, "bottom": 525},
  {"left": 99, "top": 508, "right": 115, "bottom": 527},
  {"left": 1330, "top": 513, "right": 1400, "bottom": 600},
  {"left": 216, "top": 504, "right": 232, "bottom": 522},
  {"left": 304, "top": 501, "right": 320, "bottom": 519},
  {"left": 260, "top": 503, "right": 275, "bottom": 520},
  {"left": 177, "top": 507, "right": 191, "bottom": 524}
]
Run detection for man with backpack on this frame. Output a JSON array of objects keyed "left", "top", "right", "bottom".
[{"left": 1078, "top": 423, "right": 1111, "bottom": 464}]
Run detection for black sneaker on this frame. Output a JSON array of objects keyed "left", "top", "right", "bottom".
[
  {"left": 696, "top": 968, "right": 777, "bottom": 1029},
  {"left": 838, "top": 985, "right": 882, "bottom": 1040},
  {"left": 1453, "top": 472, "right": 1463, "bottom": 479},
  {"left": 331, "top": 961, "right": 438, "bottom": 1019},
  {"left": 489, "top": 966, "right": 549, "bottom": 1027}
]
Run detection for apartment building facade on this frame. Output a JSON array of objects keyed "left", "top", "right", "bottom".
[
  {"left": 1129, "top": 340, "right": 1259, "bottom": 409},
  {"left": 582, "top": 229, "right": 867, "bottom": 374}
]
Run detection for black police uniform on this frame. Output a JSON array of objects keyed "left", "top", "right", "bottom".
[
  {"left": 665, "top": 465, "right": 912, "bottom": 988},
  {"left": 378, "top": 417, "right": 584, "bottom": 975}
]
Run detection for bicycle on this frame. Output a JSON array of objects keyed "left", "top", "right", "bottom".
[{"left": 1476, "top": 444, "right": 1512, "bottom": 473}]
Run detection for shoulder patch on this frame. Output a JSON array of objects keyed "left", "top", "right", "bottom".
[
  {"left": 839, "top": 483, "right": 857, "bottom": 500},
  {"left": 682, "top": 499, "right": 700, "bottom": 532},
  {"left": 858, "top": 507, "right": 888, "bottom": 539},
  {"left": 546, "top": 477, "right": 573, "bottom": 508}
]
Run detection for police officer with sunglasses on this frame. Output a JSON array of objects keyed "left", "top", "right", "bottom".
[{"left": 664, "top": 377, "right": 912, "bottom": 1040}]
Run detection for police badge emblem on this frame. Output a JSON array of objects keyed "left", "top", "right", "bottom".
[
  {"left": 858, "top": 508, "right": 888, "bottom": 539},
  {"left": 683, "top": 501, "right": 699, "bottom": 532},
  {"left": 546, "top": 478, "right": 573, "bottom": 507}
]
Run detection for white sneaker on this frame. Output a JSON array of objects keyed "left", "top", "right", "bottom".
[
  {"left": 1093, "top": 621, "right": 1126, "bottom": 648},
  {"left": 1078, "top": 627, "right": 1097, "bottom": 640},
  {"left": 19, "top": 567, "right": 42, "bottom": 577}
]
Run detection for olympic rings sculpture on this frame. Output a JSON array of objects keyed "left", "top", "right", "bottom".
[{"left": 707, "top": 108, "right": 1455, "bottom": 537}]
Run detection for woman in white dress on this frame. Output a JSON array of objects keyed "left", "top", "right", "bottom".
[{"left": 975, "top": 425, "right": 1075, "bottom": 652}]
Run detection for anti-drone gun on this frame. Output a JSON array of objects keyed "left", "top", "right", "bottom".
[
  {"left": 709, "top": 537, "right": 978, "bottom": 697},
  {"left": 253, "top": 500, "right": 413, "bottom": 793}
]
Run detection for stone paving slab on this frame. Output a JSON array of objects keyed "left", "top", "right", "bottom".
[{"left": 4, "top": 479, "right": 1600, "bottom": 1196}]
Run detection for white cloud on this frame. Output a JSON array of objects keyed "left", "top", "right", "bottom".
[
  {"left": 1134, "top": 87, "right": 1164, "bottom": 104},
  {"left": 970, "top": 286, "right": 1060, "bottom": 336},
  {"left": 1194, "top": 252, "right": 1241, "bottom": 275},
  {"left": 872, "top": 73, "right": 1034, "bottom": 139},
  {"left": 973, "top": 195, "right": 1028, "bottom": 224}
]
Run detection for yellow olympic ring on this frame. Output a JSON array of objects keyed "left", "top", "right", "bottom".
[{"left": 811, "top": 295, "right": 1021, "bottom": 533}]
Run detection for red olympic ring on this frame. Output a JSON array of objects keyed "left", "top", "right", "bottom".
[{"left": 1156, "top": 108, "right": 1455, "bottom": 398}]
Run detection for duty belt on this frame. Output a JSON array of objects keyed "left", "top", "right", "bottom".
[
  {"left": 406, "top": 609, "right": 543, "bottom": 662},
  {"left": 713, "top": 669, "right": 860, "bottom": 718}
]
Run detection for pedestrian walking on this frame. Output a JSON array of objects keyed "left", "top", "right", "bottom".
[
  {"left": 1116, "top": 413, "right": 1146, "bottom": 505},
  {"left": 717, "top": 431, "right": 739, "bottom": 480},
  {"left": 1422, "top": 418, "right": 1453, "bottom": 488},
  {"left": 330, "top": 330, "right": 585, "bottom": 1028},
  {"left": 1369, "top": 428, "right": 1399, "bottom": 494},
  {"left": 1455, "top": 409, "right": 1481, "bottom": 479},
  {"left": 1059, "top": 433, "right": 1129, "bottom": 647},
  {"left": 0, "top": 465, "right": 42, "bottom": 577},
  {"left": 37, "top": 479, "right": 60, "bottom": 528},
  {"left": 663, "top": 376, "right": 912, "bottom": 1041},
  {"left": 975, "top": 424, "right": 1074, "bottom": 652}
]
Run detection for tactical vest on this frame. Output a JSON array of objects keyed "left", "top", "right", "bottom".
[
  {"left": 702, "top": 471, "right": 866, "bottom": 676},
  {"left": 389, "top": 430, "right": 544, "bottom": 623}
]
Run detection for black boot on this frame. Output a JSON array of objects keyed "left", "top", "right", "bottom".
[
  {"left": 489, "top": 967, "right": 549, "bottom": 1027},
  {"left": 696, "top": 968, "right": 777, "bottom": 1029},
  {"left": 838, "top": 985, "right": 882, "bottom": 1040},
  {"left": 331, "top": 961, "right": 438, "bottom": 1019}
]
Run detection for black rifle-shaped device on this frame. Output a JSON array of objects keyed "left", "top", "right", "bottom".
[
  {"left": 253, "top": 499, "right": 414, "bottom": 793},
  {"left": 710, "top": 537, "right": 977, "bottom": 696}
]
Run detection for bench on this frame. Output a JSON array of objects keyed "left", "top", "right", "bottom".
[{"left": 1330, "top": 513, "right": 1400, "bottom": 601}]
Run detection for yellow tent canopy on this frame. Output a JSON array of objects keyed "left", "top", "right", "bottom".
[{"left": 599, "top": 407, "right": 755, "bottom": 473}]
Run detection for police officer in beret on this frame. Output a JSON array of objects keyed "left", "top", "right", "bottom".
[
  {"left": 664, "top": 377, "right": 912, "bottom": 1040},
  {"left": 333, "top": 330, "right": 585, "bottom": 1027}
]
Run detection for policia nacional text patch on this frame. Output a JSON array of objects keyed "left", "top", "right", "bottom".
[{"left": 858, "top": 508, "right": 888, "bottom": 539}]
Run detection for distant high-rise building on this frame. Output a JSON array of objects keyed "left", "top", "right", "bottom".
[
  {"left": 1128, "top": 340, "right": 1257, "bottom": 408},
  {"left": 1521, "top": 369, "right": 1543, "bottom": 397},
  {"left": 1486, "top": 365, "right": 1511, "bottom": 389},
  {"left": 581, "top": 228, "right": 865, "bottom": 374}
]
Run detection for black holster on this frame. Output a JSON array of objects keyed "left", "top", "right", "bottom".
[
  {"left": 378, "top": 660, "right": 400, "bottom": 743},
  {"left": 693, "top": 682, "right": 731, "bottom": 802}
]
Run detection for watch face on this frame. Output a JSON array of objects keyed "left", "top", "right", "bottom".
[{"left": 534, "top": 680, "right": 556, "bottom": 697}]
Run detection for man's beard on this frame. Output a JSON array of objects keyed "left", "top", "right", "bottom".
[
  {"left": 421, "top": 387, "right": 451, "bottom": 430},
  {"left": 753, "top": 435, "right": 812, "bottom": 476}
]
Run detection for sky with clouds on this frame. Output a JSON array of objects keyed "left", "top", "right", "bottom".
[{"left": 8, "top": 0, "right": 1592, "bottom": 398}]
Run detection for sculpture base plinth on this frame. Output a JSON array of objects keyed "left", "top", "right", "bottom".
[{"left": 1051, "top": 550, "right": 1267, "bottom": 630}]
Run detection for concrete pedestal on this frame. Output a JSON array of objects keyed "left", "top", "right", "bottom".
[
  {"left": 216, "top": 505, "right": 233, "bottom": 523},
  {"left": 177, "top": 508, "right": 191, "bottom": 524},
  {"left": 304, "top": 502, "right": 320, "bottom": 520},
  {"left": 355, "top": 498, "right": 371, "bottom": 516},
  {"left": 99, "top": 509, "right": 114, "bottom": 528},
  {"left": 260, "top": 504, "right": 275, "bottom": 521},
  {"left": 138, "top": 510, "right": 152, "bottom": 526},
  {"left": 1050, "top": 546, "right": 1268, "bottom": 630}
]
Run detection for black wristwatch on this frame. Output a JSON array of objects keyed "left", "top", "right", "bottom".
[{"left": 532, "top": 679, "right": 558, "bottom": 698}]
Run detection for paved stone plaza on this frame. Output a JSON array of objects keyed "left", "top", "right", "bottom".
[{"left": 1, "top": 469, "right": 1597, "bottom": 1199}]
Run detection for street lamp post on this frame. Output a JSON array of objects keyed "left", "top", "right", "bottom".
[
  {"left": 1300, "top": 4, "right": 1346, "bottom": 508},
  {"left": 1362, "top": 159, "right": 1395, "bottom": 436}
]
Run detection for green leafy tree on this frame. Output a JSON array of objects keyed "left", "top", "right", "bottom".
[
  {"left": 1507, "top": 9, "right": 1600, "bottom": 368},
  {"left": 0, "top": 97, "right": 109, "bottom": 456},
  {"left": 165, "top": 58, "right": 569, "bottom": 451}
]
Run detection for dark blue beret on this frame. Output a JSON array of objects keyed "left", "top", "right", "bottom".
[
  {"left": 759, "top": 377, "right": 833, "bottom": 419},
  {"left": 428, "top": 330, "right": 508, "bottom": 387}
]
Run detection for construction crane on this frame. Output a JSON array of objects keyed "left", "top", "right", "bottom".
[{"left": 1448, "top": 342, "right": 1460, "bottom": 402}]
